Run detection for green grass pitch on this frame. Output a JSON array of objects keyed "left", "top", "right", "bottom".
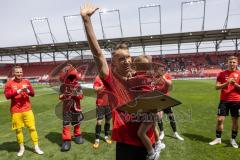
[{"left": 0, "top": 80, "right": 240, "bottom": 160}]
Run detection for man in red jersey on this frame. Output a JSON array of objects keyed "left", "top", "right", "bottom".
[
  {"left": 4, "top": 66, "right": 44, "bottom": 156},
  {"left": 154, "top": 67, "right": 184, "bottom": 141},
  {"left": 93, "top": 75, "right": 112, "bottom": 149},
  {"left": 209, "top": 56, "right": 240, "bottom": 148},
  {"left": 81, "top": 4, "right": 156, "bottom": 160}
]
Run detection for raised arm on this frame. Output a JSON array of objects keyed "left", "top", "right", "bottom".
[{"left": 80, "top": 3, "right": 109, "bottom": 79}]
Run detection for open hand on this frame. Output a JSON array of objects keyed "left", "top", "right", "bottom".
[{"left": 80, "top": 3, "right": 99, "bottom": 18}]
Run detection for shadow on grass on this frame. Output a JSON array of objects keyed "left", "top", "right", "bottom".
[
  {"left": 183, "top": 133, "right": 234, "bottom": 148},
  {"left": 222, "top": 139, "right": 234, "bottom": 148},
  {"left": 82, "top": 131, "right": 96, "bottom": 143},
  {"left": 45, "top": 132, "right": 62, "bottom": 147},
  {"left": 45, "top": 131, "right": 111, "bottom": 147},
  {"left": 165, "top": 134, "right": 178, "bottom": 139},
  {"left": 0, "top": 141, "right": 34, "bottom": 153},
  {"left": 182, "top": 133, "right": 212, "bottom": 143},
  {"left": 82, "top": 130, "right": 113, "bottom": 144},
  {"left": 81, "top": 131, "right": 108, "bottom": 143}
]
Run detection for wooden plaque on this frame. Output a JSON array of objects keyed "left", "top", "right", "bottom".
[{"left": 117, "top": 90, "right": 181, "bottom": 113}]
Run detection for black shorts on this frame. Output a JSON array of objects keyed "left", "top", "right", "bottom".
[
  {"left": 217, "top": 101, "right": 240, "bottom": 117},
  {"left": 116, "top": 142, "right": 147, "bottom": 160},
  {"left": 96, "top": 106, "right": 112, "bottom": 121},
  {"left": 163, "top": 107, "right": 173, "bottom": 114}
]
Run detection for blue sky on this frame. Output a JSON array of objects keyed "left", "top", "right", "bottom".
[{"left": 0, "top": 0, "right": 239, "bottom": 48}]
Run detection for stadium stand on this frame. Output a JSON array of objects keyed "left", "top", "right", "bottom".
[{"left": 0, "top": 50, "right": 239, "bottom": 82}]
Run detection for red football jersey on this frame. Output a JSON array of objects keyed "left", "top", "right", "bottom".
[
  {"left": 154, "top": 73, "right": 172, "bottom": 96},
  {"left": 217, "top": 70, "right": 240, "bottom": 101},
  {"left": 127, "top": 71, "right": 154, "bottom": 94},
  {"left": 93, "top": 76, "right": 109, "bottom": 106},
  {"left": 102, "top": 69, "right": 155, "bottom": 147},
  {"left": 4, "top": 79, "right": 34, "bottom": 113}
]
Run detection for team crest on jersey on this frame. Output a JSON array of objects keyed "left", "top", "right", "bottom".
[{"left": 234, "top": 73, "right": 239, "bottom": 79}]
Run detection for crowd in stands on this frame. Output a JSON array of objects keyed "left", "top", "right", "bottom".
[
  {"left": 0, "top": 51, "right": 239, "bottom": 82},
  {"left": 154, "top": 51, "right": 240, "bottom": 79}
]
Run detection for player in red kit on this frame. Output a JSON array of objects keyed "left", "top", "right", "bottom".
[
  {"left": 59, "top": 64, "right": 84, "bottom": 152},
  {"left": 81, "top": 4, "right": 157, "bottom": 160},
  {"left": 4, "top": 66, "right": 44, "bottom": 156},
  {"left": 93, "top": 75, "right": 112, "bottom": 149},
  {"left": 154, "top": 67, "right": 184, "bottom": 141},
  {"left": 209, "top": 56, "right": 240, "bottom": 148}
]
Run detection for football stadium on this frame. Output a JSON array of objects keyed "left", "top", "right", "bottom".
[{"left": 0, "top": 0, "right": 240, "bottom": 160}]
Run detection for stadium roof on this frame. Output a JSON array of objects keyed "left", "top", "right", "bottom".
[{"left": 0, "top": 28, "right": 239, "bottom": 56}]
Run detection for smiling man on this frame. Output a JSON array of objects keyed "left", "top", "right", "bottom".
[
  {"left": 4, "top": 66, "right": 44, "bottom": 156},
  {"left": 80, "top": 4, "right": 156, "bottom": 160},
  {"left": 209, "top": 56, "right": 240, "bottom": 148}
]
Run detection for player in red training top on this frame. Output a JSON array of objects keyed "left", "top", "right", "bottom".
[
  {"left": 81, "top": 4, "right": 157, "bottom": 160},
  {"left": 4, "top": 66, "right": 44, "bottom": 157},
  {"left": 59, "top": 64, "right": 84, "bottom": 152},
  {"left": 154, "top": 66, "right": 184, "bottom": 141},
  {"left": 209, "top": 56, "right": 240, "bottom": 148},
  {"left": 93, "top": 75, "right": 112, "bottom": 149}
]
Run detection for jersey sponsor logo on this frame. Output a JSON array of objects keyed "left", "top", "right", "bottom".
[{"left": 22, "top": 84, "right": 29, "bottom": 88}]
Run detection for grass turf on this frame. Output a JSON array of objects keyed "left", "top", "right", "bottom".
[{"left": 0, "top": 80, "right": 239, "bottom": 160}]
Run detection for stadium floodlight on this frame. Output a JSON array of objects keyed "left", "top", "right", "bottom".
[
  {"left": 30, "top": 17, "right": 59, "bottom": 62},
  {"left": 223, "top": 0, "right": 231, "bottom": 29},
  {"left": 63, "top": 14, "right": 88, "bottom": 60},
  {"left": 99, "top": 8, "right": 123, "bottom": 39},
  {"left": 100, "top": 8, "right": 118, "bottom": 13},
  {"left": 138, "top": 4, "right": 162, "bottom": 35},
  {"left": 140, "top": 3, "right": 159, "bottom": 8},
  {"left": 180, "top": 0, "right": 206, "bottom": 54},
  {"left": 31, "top": 17, "right": 47, "bottom": 22},
  {"left": 63, "top": 14, "right": 83, "bottom": 42},
  {"left": 223, "top": 0, "right": 240, "bottom": 29},
  {"left": 138, "top": 4, "right": 162, "bottom": 54},
  {"left": 64, "top": 15, "right": 80, "bottom": 19},
  {"left": 223, "top": 0, "right": 240, "bottom": 53},
  {"left": 224, "top": 0, "right": 231, "bottom": 29},
  {"left": 182, "top": 0, "right": 204, "bottom": 5},
  {"left": 180, "top": 0, "right": 206, "bottom": 32},
  {"left": 30, "top": 17, "right": 56, "bottom": 45}
]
